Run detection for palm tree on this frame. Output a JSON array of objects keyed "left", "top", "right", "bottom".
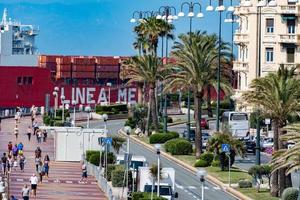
[
  {"left": 242, "top": 65, "right": 300, "bottom": 197},
  {"left": 111, "top": 136, "right": 125, "bottom": 154},
  {"left": 134, "top": 17, "right": 174, "bottom": 56},
  {"left": 121, "top": 55, "right": 164, "bottom": 134},
  {"left": 165, "top": 31, "right": 232, "bottom": 158},
  {"left": 149, "top": 163, "right": 162, "bottom": 200}
]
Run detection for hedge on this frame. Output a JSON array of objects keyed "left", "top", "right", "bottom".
[
  {"left": 89, "top": 153, "right": 100, "bottom": 166},
  {"left": 86, "top": 150, "right": 100, "bottom": 161},
  {"left": 199, "top": 152, "right": 214, "bottom": 166},
  {"left": 149, "top": 131, "right": 179, "bottom": 144},
  {"left": 86, "top": 151, "right": 116, "bottom": 166},
  {"left": 111, "top": 169, "right": 132, "bottom": 187},
  {"left": 194, "top": 159, "right": 209, "bottom": 167},
  {"left": 96, "top": 104, "right": 128, "bottom": 115},
  {"left": 211, "top": 159, "right": 221, "bottom": 167},
  {"left": 105, "top": 164, "right": 124, "bottom": 181},
  {"left": 132, "top": 192, "right": 167, "bottom": 200},
  {"left": 238, "top": 179, "right": 252, "bottom": 188},
  {"left": 165, "top": 138, "right": 193, "bottom": 155},
  {"left": 282, "top": 187, "right": 299, "bottom": 200}
]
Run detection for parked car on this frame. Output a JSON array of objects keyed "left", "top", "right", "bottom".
[
  {"left": 262, "top": 138, "right": 274, "bottom": 149},
  {"left": 183, "top": 129, "right": 210, "bottom": 142},
  {"left": 243, "top": 140, "right": 256, "bottom": 155}
]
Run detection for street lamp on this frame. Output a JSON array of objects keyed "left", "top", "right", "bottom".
[
  {"left": 157, "top": 5, "right": 177, "bottom": 133},
  {"left": 60, "top": 95, "right": 65, "bottom": 124},
  {"left": 197, "top": 169, "right": 207, "bottom": 200},
  {"left": 224, "top": 12, "right": 239, "bottom": 61},
  {"left": 106, "top": 82, "right": 112, "bottom": 105},
  {"left": 102, "top": 114, "right": 108, "bottom": 133},
  {"left": 124, "top": 126, "right": 132, "bottom": 195},
  {"left": 155, "top": 144, "right": 161, "bottom": 197},
  {"left": 178, "top": 1, "right": 204, "bottom": 139},
  {"left": 52, "top": 87, "right": 59, "bottom": 118},
  {"left": 130, "top": 11, "right": 159, "bottom": 23},
  {"left": 206, "top": 0, "right": 225, "bottom": 132},
  {"left": 72, "top": 100, "right": 77, "bottom": 127},
  {"left": 85, "top": 105, "right": 91, "bottom": 128}
]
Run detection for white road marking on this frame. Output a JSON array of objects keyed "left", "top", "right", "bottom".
[
  {"left": 188, "top": 186, "right": 197, "bottom": 189},
  {"left": 16, "top": 178, "right": 23, "bottom": 182},
  {"left": 66, "top": 180, "right": 73, "bottom": 184},
  {"left": 213, "top": 186, "right": 221, "bottom": 190},
  {"left": 175, "top": 183, "right": 184, "bottom": 189},
  {"left": 204, "top": 186, "right": 209, "bottom": 190}
]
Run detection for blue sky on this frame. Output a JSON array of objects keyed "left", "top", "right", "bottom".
[{"left": 0, "top": 0, "right": 238, "bottom": 56}]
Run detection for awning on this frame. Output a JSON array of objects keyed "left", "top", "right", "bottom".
[
  {"left": 282, "top": 43, "right": 297, "bottom": 48},
  {"left": 281, "top": 15, "right": 296, "bottom": 21}
]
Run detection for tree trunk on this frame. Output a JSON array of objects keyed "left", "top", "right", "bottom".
[
  {"left": 149, "top": 83, "right": 159, "bottom": 132},
  {"left": 145, "top": 100, "right": 151, "bottom": 136},
  {"left": 271, "top": 119, "right": 279, "bottom": 197},
  {"left": 206, "top": 86, "right": 213, "bottom": 118},
  {"left": 278, "top": 126, "right": 288, "bottom": 196},
  {"left": 194, "top": 91, "right": 203, "bottom": 159},
  {"left": 285, "top": 173, "right": 292, "bottom": 188}
]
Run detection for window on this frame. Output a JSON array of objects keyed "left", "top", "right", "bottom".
[
  {"left": 266, "top": 18, "right": 274, "bottom": 33},
  {"left": 287, "top": 48, "right": 295, "bottom": 63},
  {"left": 17, "top": 77, "right": 22, "bottom": 85},
  {"left": 287, "top": 19, "right": 295, "bottom": 34},
  {"left": 22, "top": 77, "right": 28, "bottom": 85},
  {"left": 27, "top": 77, "right": 32, "bottom": 85},
  {"left": 266, "top": 48, "right": 274, "bottom": 62}
]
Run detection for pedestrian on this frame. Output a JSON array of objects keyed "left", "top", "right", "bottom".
[
  {"left": 43, "top": 155, "right": 50, "bottom": 178},
  {"left": 14, "top": 113, "right": 18, "bottom": 124},
  {"left": 7, "top": 141, "right": 13, "bottom": 155},
  {"left": 37, "top": 129, "right": 42, "bottom": 144},
  {"left": 1, "top": 153, "right": 7, "bottom": 174},
  {"left": 37, "top": 161, "right": 44, "bottom": 183},
  {"left": 0, "top": 116, "right": 2, "bottom": 131},
  {"left": 14, "top": 125, "right": 19, "bottom": 140},
  {"left": 13, "top": 158, "right": 18, "bottom": 171},
  {"left": 42, "top": 130, "right": 47, "bottom": 142},
  {"left": 10, "top": 195, "right": 18, "bottom": 200},
  {"left": 12, "top": 144, "right": 18, "bottom": 159},
  {"left": 80, "top": 162, "right": 87, "bottom": 183},
  {"left": 29, "top": 174, "right": 38, "bottom": 197},
  {"left": 17, "top": 142, "right": 23, "bottom": 151},
  {"left": 26, "top": 126, "right": 32, "bottom": 141},
  {"left": 7, "top": 155, "right": 13, "bottom": 173},
  {"left": 35, "top": 157, "right": 41, "bottom": 172},
  {"left": 35, "top": 147, "right": 42, "bottom": 158},
  {"left": 21, "top": 184, "right": 30, "bottom": 200},
  {"left": 33, "top": 121, "right": 38, "bottom": 136},
  {"left": 19, "top": 155, "right": 26, "bottom": 172}
]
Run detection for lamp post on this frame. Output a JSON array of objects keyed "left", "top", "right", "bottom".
[
  {"left": 157, "top": 6, "right": 177, "bottom": 133},
  {"left": 224, "top": 12, "right": 239, "bottom": 60},
  {"left": 106, "top": 82, "right": 112, "bottom": 105},
  {"left": 178, "top": 1, "right": 204, "bottom": 139},
  {"left": 255, "top": 110, "right": 261, "bottom": 165},
  {"left": 206, "top": 0, "right": 226, "bottom": 132},
  {"left": 85, "top": 105, "right": 91, "bottom": 128},
  {"left": 72, "top": 100, "right": 77, "bottom": 127},
  {"left": 197, "top": 169, "right": 207, "bottom": 200},
  {"left": 60, "top": 95, "right": 65, "bottom": 124},
  {"left": 52, "top": 87, "right": 59, "bottom": 119},
  {"left": 155, "top": 144, "right": 161, "bottom": 197},
  {"left": 124, "top": 126, "right": 132, "bottom": 196},
  {"left": 130, "top": 10, "right": 159, "bottom": 23},
  {"left": 102, "top": 114, "right": 108, "bottom": 133}
]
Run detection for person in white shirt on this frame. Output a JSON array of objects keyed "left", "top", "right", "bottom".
[
  {"left": 21, "top": 184, "right": 30, "bottom": 200},
  {"left": 29, "top": 174, "right": 38, "bottom": 197}
]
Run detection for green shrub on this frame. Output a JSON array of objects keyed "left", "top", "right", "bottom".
[
  {"left": 125, "top": 117, "right": 136, "bottom": 129},
  {"left": 211, "top": 159, "right": 220, "bottom": 167},
  {"left": 97, "top": 111, "right": 115, "bottom": 115},
  {"left": 86, "top": 151, "right": 116, "bottom": 166},
  {"left": 149, "top": 132, "right": 179, "bottom": 144},
  {"left": 165, "top": 138, "right": 193, "bottom": 155},
  {"left": 238, "top": 179, "right": 252, "bottom": 188},
  {"left": 89, "top": 153, "right": 100, "bottom": 166},
  {"left": 194, "top": 159, "right": 209, "bottom": 167},
  {"left": 111, "top": 169, "right": 132, "bottom": 187},
  {"left": 105, "top": 165, "right": 123, "bottom": 181},
  {"left": 282, "top": 187, "right": 299, "bottom": 200},
  {"left": 132, "top": 192, "right": 167, "bottom": 200},
  {"left": 96, "top": 104, "right": 128, "bottom": 114},
  {"left": 100, "top": 152, "right": 116, "bottom": 165},
  {"left": 86, "top": 150, "right": 99, "bottom": 161},
  {"left": 199, "top": 152, "right": 214, "bottom": 165}
]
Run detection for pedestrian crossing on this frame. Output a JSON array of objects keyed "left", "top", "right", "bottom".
[{"left": 175, "top": 183, "right": 221, "bottom": 191}]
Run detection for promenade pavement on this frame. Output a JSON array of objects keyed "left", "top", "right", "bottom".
[{"left": 0, "top": 116, "right": 106, "bottom": 200}]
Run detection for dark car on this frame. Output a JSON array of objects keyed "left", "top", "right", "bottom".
[
  {"left": 244, "top": 140, "right": 256, "bottom": 155},
  {"left": 183, "top": 129, "right": 211, "bottom": 143}
]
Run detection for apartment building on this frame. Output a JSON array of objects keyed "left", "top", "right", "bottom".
[{"left": 233, "top": 0, "right": 299, "bottom": 106}]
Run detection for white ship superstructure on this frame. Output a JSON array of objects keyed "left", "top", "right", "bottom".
[{"left": 0, "top": 8, "right": 38, "bottom": 66}]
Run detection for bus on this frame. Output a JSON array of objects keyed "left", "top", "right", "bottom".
[{"left": 221, "top": 111, "right": 249, "bottom": 138}]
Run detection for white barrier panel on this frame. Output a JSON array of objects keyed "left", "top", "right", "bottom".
[{"left": 40, "top": 126, "right": 107, "bottom": 162}]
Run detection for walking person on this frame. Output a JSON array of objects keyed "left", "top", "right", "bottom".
[
  {"left": 33, "top": 121, "right": 38, "bottom": 136},
  {"left": 29, "top": 174, "right": 38, "bottom": 197},
  {"left": 37, "top": 161, "right": 44, "bottom": 183},
  {"left": 19, "top": 155, "right": 26, "bottom": 172},
  {"left": 14, "top": 124, "right": 19, "bottom": 140},
  {"left": 7, "top": 141, "right": 13, "bottom": 155},
  {"left": 80, "top": 162, "right": 88, "bottom": 183},
  {"left": 43, "top": 155, "right": 50, "bottom": 178},
  {"left": 17, "top": 142, "right": 23, "bottom": 151},
  {"left": 42, "top": 130, "right": 47, "bottom": 142},
  {"left": 1, "top": 153, "right": 7, "bottom": 174},
  {"left": 35, "top": 157, "right": 41, "bottom": 172},
  {"left": 27, "top": 126, "right": 32, "bottom": 141},
  {"left": 0, "top": 116, "right": 2, "bottom": 131},
  {"left": 13, "top": 158, "right": 18, "bottom": 171},
  {"left": 21, "top": 184, "right": 30, "bottom": 200},
  {"left": 12, "top": 144, "right": 18, "bottom": 159},
  {"left": 7, "top": 155, "right": 13, "bottom": 173},
  {"left": 35, "top": 147, "right": 42, "bottom": 158},
  {"left": 37, "top": 129, "right": 42, "bottom": 144}
]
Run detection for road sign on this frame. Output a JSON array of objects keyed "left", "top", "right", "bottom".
[
  {"left": 98, "top": 137, "right": 112, "bottom": 146},
  {"left": 104, "top": 137, "right": 112, "bottom": 145},
  {"left": 221, "top": 144, "right": 230, "bottom": 153},
  {"left": 265, "top": 118, "right": 271, "bottom": 125}
]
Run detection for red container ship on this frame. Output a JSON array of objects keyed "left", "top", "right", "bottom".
[{"left": 0, "top": 9, "right": 138, "bottom": 109}]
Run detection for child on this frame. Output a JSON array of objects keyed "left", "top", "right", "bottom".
[{"left": 13, "top": 158, "right": 18, "bottom": 171}]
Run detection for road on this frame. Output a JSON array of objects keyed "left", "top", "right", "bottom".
[{"left": 83, "top": 119, "right": 237, "bottom": 200}]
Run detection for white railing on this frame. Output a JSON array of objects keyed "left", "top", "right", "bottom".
[
  {"left": 233, "top": 61, "right": 249, "bottom": 72},
  {"left": 280, "top": 5, "right": 297, "bottom": 14}
]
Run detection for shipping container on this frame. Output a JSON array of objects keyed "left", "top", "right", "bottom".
[
  {"left": 73, "top": 71, "right": 95, "bottom": 78},
  {"left": 56, "top": 71, "right": 71, "bottom": 79},
  {"left": 56, "top": 56, "right": 72, "bottom": 65},
  {"left": 96, "top": 56, "right": 120, "bottom": 66},
  {"left": 57, "top": 64, "right": 72, "bottom": 72},
  {"left": 97, "top": 65, "right": 119, "bottom": 72},
  {"left": 72, "top": 65, "right": 95, "bottom": 72},
  {"left": 72, "top": 57, "right": 96, "bottom": 65}
]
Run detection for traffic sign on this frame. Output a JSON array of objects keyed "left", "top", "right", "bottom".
[
  {"left": 221, "top": 144, "right": 230, "bottom": 153},
  {"left": 105, "top": 137, "right": 112, "bottom": 145},
  {"left": 265, "top": 118, "right": 271, "bottom": 125},
  {"left": 98, "top": 137, "right": 112, "bottom": 146}
]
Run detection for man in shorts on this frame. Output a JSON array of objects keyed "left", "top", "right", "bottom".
[
  {"left": 29, "top": 174, "right": 38, "bottom": 197},
  {"left": 21, "top": 184, "right": 30, "bottom": 200},
  {"left": 80, "top": 162, "right": 87, "bottom": 183}
]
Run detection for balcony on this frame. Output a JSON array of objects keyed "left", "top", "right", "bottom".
[
  {"left": 234, "top": 32, "right": 249, "bottom": 44},
  {"left": 279, "top": 5, "right": 300, "bottom": 15},
  {"left": 233, "top": 61, "right": 249, "bottom": 72},
  {"left": 278, "top": 34, "right": 300, "bottom": 44}
]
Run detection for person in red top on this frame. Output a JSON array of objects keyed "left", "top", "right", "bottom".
[{"left": 7, "top": 141, "right": 12, "bottom": 155}]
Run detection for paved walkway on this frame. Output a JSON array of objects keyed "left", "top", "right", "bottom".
[{"left": 0, "top": 117, "right": 106, "bottom": 200}]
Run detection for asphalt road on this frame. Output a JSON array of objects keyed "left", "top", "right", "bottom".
[{"left": 83, "top": 119, "right": 237, "bottom": 200}]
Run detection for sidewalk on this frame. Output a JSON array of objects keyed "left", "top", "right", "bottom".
[{"left": 0, "top": 117, "right": 106, "bottom": 200}]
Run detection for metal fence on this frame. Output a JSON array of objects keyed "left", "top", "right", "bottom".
[{"left": 86, "top": 162, "right": 117, "bottom": 200}]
